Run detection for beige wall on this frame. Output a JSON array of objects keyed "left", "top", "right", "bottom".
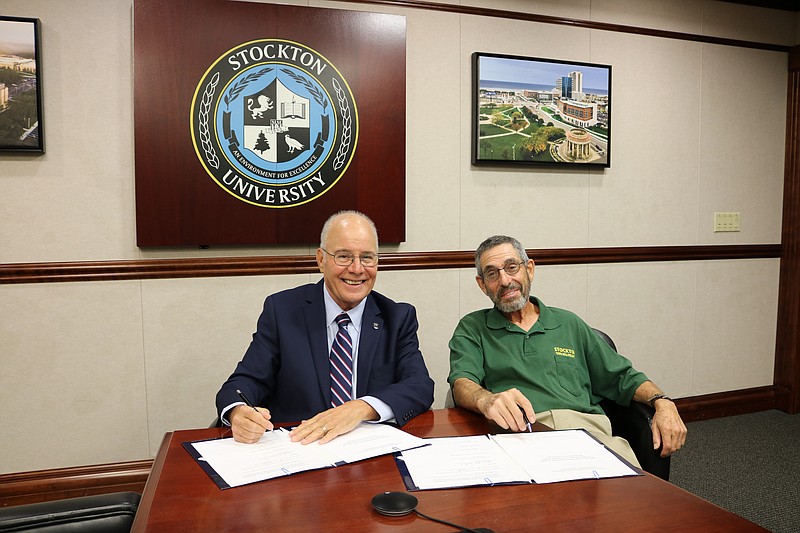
[{"left": 0, "top": 0, "right": 795, "bottom": 473}]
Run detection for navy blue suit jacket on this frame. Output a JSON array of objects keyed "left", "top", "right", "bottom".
[{"left": 216, "top": 281, "right": 434, "bottom": 426}]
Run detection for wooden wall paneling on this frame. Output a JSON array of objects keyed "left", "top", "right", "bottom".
[
  {"left": 773, "top": 46, "right": 800, "bottom": 414},
  {"left": 134, "top": 0, "right": 406, "bottom": 246}
]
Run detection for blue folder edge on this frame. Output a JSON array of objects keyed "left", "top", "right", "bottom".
[
  {"left": 182, "top": 439, "right": 232, "bottom": 490},
  {"left": 392, "top": 452, "right": 420, "bottom": 491},
  {"left": 577, "top": 428, "right": 645, "bottom": 475}
]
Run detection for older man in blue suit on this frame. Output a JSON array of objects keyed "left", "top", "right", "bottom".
[{"left": 216, "top": 211, "right": 435, "bottom": 444}]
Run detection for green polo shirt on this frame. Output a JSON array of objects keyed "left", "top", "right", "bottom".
[{"left": 448, "top": 297, "right": 648, "bottom": 415}]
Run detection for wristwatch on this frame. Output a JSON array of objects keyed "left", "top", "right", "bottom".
[{"left": 648, "top": 394, "right": 672, "bottom": 408}]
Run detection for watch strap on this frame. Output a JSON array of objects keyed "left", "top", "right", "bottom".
[{"left": 648, "top": 394, "right": 672, "bottom": 408}]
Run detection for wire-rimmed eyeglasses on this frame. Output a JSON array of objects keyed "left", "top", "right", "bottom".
[
  {"left": 482, "top": 261, "right": 525, "bottom": 282},
  {"left": 321, "top": 248, "right": 379, "bottom": 267}
]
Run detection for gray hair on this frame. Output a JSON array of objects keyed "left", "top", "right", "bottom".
[
  {"left": 320, "top": 210, "right": 379, "bottom": 249},
  {"left": 475, "top": 235, "right": 529, "bottom": 276}
]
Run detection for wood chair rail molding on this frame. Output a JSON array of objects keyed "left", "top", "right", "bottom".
[
  {"left": 0, "top": 244, "right": 781, "bottom": 284},
  {"left": 345, "top": 0, "right": 791, "bottom": 52}
]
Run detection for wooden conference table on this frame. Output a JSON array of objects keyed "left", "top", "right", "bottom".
[{"left": 132, "top": 408, "right": 766, "bottom": 532}]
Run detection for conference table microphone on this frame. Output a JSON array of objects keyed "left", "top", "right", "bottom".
[{"left": 371, "top": 492, "right": 495, "bottom": 533}]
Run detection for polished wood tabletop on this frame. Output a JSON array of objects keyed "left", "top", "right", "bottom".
[{"left": 131, "top": 408, "right": 766, "bottom": 532}]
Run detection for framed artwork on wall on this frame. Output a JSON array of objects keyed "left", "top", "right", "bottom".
[
  {"left": 472, "top": 52, "right": 610, "bottom": 168},
  {"left": 0, "top": 16, "right": 44, "bottom": 154}
]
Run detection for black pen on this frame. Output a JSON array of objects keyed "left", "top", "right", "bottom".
[
  {"left": 236, "top": 389, "right": 260, "bottom": 414},
  {"left": 520, "top": 408, "right": 532, "bottom": 433},
  {"left": 236, "top": 389, "right": 272, "bottom": 431}
]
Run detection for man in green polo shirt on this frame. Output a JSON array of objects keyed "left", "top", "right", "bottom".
[{"left": 449, "top": 235, "right": 686, "bottom": 465}]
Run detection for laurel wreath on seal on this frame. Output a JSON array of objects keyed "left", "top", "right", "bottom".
[
  {"left": 197, "top": 72, "right": 221, "bottom": 169},
  {"left": 280, "top": 68, "right": 329, "bottom": 112},
  {"left": 223, "top": 67, "right": 273, "bottom": 109},
  {"left": 331, "top": 78, "right": 353, "bottom": 171}
]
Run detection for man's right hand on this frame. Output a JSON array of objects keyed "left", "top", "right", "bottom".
[
  {"left": 477, "top": 388, "right": 535, "bottom": 432},
  {"left": 454, "top": 378, "right": 535, "bottom": 433},
  {"left": 229, "top": 404, "right": 274, "bottom": 443}
]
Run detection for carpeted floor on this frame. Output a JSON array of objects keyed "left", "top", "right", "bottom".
[{"left": 669, "top": 410, "right": 800, "bottom": 533}]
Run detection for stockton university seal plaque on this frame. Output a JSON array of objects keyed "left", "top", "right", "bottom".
[{"left": 190, "top": 39, "right": 358, "bottom": 208}]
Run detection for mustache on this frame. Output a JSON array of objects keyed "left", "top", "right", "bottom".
[{"left": 498, "top": 282, "right": 523, "bottom": 296}]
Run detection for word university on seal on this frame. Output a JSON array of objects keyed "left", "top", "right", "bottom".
[{"left": 191, "top": 39, "right": 359, "bottom": 208}]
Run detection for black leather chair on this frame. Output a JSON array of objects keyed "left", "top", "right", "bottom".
[
  {"left": 0, "top": 491, "right": 140, "bottom": 532},
  {"left": 592, "top": 327, "right": 671, "bottom": 481}
]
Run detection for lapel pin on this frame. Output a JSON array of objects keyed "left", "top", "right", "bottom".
[{"left": 373, "top": 323, "right": 380, "bottom": 330}]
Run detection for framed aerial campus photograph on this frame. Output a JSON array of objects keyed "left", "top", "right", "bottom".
[
  {"left": 472, "top": 52, "right": 610, "bottom": 168},
  {"left": 0, "top": 16, "right": 44, "bottom": 153}
]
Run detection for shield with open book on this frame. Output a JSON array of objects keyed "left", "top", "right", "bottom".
[{"left": 243, "top": 78, "right": 310, "bottom": 165}]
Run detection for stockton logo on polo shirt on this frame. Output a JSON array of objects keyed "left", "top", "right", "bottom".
[
  {"left": 190, "top": 39, "right": 358, "bottom": 207},
  {"left": 554, "top": 347, "right": 576, "bottom": 358}
]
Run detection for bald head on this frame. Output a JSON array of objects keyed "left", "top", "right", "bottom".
[{"left": 320, "top": 210, "right": 379, "bottom": 250}]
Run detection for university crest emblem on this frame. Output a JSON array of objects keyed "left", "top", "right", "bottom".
[{"left": 190, "top": 39, "right": 358, "bottom": 207}]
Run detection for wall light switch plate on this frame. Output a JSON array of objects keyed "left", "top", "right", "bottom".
[{"left": 714, "top": 212, "right": 741, "bottom": 232}]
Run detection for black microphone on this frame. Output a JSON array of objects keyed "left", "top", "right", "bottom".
[
  {"left": 371, "top": 492, "right": 495, "bottom": 533},
  {"left": 370, "top": 491, "right": 417, "bottom": 516}
]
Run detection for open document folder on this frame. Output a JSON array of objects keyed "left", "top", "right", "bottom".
[
  {"left": 184, "top": 422, "right": 428, "bottom": 489},
  {"left": 395, "top": 429, "right": 640, "bottom": 491}
]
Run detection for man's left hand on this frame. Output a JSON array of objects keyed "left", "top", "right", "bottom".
[
  {"left": 650, "top": 399, "right": 687, "bottom": 457},
  {"left": 289, "top": 400, "right": 379, "bottom": 445}
]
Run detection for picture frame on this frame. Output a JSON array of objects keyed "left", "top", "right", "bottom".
[
  {"left": 0, "top": 16, "right": 44, "bottom": 153},
  {"left": 472, "top": 52, "right": 610, "bottom": 168}
]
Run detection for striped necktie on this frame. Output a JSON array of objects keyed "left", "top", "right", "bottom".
[{"left": 329, "top": 313, "right": 353, "bottom": 407}]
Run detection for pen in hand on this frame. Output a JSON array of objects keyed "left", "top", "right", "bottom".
[
  {"left": 237, "top": 389, "right": 261, "bottom": 414},
  {"left": 236, "top": 389, "right": 272, "bottom": 433},
  {"left": 520, "top": 406, "right": 532, "bottom": 433}
]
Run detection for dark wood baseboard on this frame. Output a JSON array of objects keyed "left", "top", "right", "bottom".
[
  {"left": 0, "top": 460, "right": 152, "bottom": 508},
  {"left": 0, "top": 385, "right": 783, "bottom": 507},
  {"left": 674, "top": 385, "right": 779, "bottom": 422}
]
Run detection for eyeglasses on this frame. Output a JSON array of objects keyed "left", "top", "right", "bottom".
[
  {"left": 481, "top": 261, "right": 525, "bottom": 283},
  {"left": 321, "top": 248, "right": 379, "bottom": 267}
]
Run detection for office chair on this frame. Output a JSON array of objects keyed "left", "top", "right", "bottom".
[
  {"left": 592, "top": 327, "right": 671, "bottom": 481},
  {"left": 0, "top": 491, "right": 140, "bottom": 532}
]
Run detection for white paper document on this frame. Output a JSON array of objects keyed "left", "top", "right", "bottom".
[
  {"left": 397, "top": 429, "right": 639, "bottom": 490},
  {"left": 188, "top": 422, "right": 428, "bottom": 489},
  {"left": 322, "top": 422, "right": 429, "bottom": 463},
  {"left": 490, "top": 430, "right": 639, "bottom": 484},
  {"left": 398, "top": 436, "right": 532, "bottom": 489}
]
